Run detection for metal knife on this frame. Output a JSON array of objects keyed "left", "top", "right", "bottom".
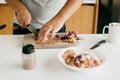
[
  {"left": 26, "top": 24, "right": 38, "bottom": 40},
  {"left": 90, "top": 40, "right": 106, "bottom": 50},
  {"left": 0, "top": 24, "right": 6, "bottom": 30}
]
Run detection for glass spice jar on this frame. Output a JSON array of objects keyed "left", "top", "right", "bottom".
[{"left": 22, "top": 44, "right": 36, "bottom": 70}]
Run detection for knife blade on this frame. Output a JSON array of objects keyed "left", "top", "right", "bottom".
[
  {"left": 90, "top": 40, "right": 106, "bottom": 50},
  {"left": 0, "top": 24, "right": 6, "bottom": 30},
  {"left": 26, "top": 24, "right": 38, "bottom": 40}
]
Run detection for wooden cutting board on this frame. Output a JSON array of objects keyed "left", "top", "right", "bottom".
[{"left": 23, "top": 33, "right": 79, "bottom": 48}]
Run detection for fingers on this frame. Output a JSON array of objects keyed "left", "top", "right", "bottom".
[
  {"left": 17, "top": 16, "right": 24, "bottom": 26},
  {"left": 24, "top": 17, "right": 31, "bottom": 26},
  {"left": 37, "top": 19, "right": 64, "bottom": 41},
  {"left": 37, "top": 27, "right": 52, "bottom": 41},
  {"left": 50, "top": 30, "right": 56, "bottom": 39},
  {"left": 17, "top": 16, "right": 31, "bottom": 27},
  {"left": 37, "top": 28, "right": 57, "bottom": 41}
]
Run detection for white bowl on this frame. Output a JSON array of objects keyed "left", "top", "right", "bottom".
[{"left": 58, "top": 46, "right": 105, "bottom": 72}]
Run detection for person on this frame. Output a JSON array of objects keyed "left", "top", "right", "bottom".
[{"left": 5, "top": 0, "right": 83, "bottom": 41}]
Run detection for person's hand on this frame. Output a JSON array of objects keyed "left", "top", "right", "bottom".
[
  {"left": 16, "top": 6, "right": 32, "bottom": 27},
  {"left": 37, "top": 17, "right": 64, "bottom": 41}
]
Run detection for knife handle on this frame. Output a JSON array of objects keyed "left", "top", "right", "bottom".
[
  {"left": 90, "top": 40, "right": 106, "bottom": 50},
  {"left": 26, "top": 24, "right": 38, "bottom": 40},
  {"left": 0, "top": 24, "right": 6, "bottom": 30},
  {"left": 26, "top": 24, "right": 30, "bottom": 27},
  {"left": 98, "top": 40, "right": 106, "bottom": 45}
]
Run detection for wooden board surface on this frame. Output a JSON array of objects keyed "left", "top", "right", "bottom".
[{"left": 23, "top": 34, "right": 79, "bottom": 48}]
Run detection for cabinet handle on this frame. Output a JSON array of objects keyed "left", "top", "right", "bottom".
[{"left": 0, "top": 24, "right": 6, "bottom": 30}]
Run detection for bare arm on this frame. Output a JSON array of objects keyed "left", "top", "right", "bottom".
[
  {"left": 38, "top": 0, "right": 83, "bottom": 41},
  {"left": 5, "top": 0, "right": 32, "bottom": 26},
  {"left": 55, "top": 0, "right": 83, "bottom": 23},
  {"left": 5, "top": 0, "right": 24, "bottom": 11}
]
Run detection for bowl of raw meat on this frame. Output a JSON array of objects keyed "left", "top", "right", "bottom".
[{"left": 58, "top": 46, "right": 105, "bottom": 72}]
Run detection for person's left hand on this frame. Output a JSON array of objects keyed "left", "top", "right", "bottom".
[{"left": 37, "top": 17, "right": 64, "bottom": 41}]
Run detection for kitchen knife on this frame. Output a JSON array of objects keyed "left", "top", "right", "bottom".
[
  {"left": 0, "top": 24, "right": 6, "bottom": 30},
  {"left": 90, "top": 40, "right": 106, "bottom": 50},
  {"left": 26, "top": 24, "right": 38, "bottom": 40}
]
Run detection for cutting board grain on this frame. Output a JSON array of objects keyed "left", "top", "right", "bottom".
[{"left": 23, "top": 34, "right": 79, "bottom": 48}]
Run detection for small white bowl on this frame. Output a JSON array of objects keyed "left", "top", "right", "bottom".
[{"left": 58, "top": 46, "right": 105, "bottom": 72}]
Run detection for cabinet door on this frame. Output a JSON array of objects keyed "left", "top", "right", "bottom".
[
  {"left": 0, "top": 5, "right": 14, "bottom": 34},
  {"left": 66, "top": 1, "right": 99, "bottom": 34}
]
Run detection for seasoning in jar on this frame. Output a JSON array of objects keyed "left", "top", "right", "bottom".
[{"left": 22, "top": 44, "right": 36, "bottom": 70}]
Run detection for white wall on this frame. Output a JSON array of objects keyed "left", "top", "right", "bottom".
[{"left": 0, "top": 0, "right": 6, "bottom": 4}]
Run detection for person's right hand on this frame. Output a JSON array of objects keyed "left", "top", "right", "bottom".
[{"left": 16, "top": 6, "right": 32, "bottom": 27}]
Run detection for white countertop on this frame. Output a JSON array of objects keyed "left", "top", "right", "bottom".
[{"left": 0, "top": 34, "right": 120, "bottom": 80}]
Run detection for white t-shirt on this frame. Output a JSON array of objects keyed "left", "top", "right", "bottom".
[{"left": 15, "top": 0, "right": 67, "bottom": 29}]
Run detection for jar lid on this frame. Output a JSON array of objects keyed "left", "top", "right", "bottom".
[{"left": 22, "top": 44, "right": 35, "bottom": 54}]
